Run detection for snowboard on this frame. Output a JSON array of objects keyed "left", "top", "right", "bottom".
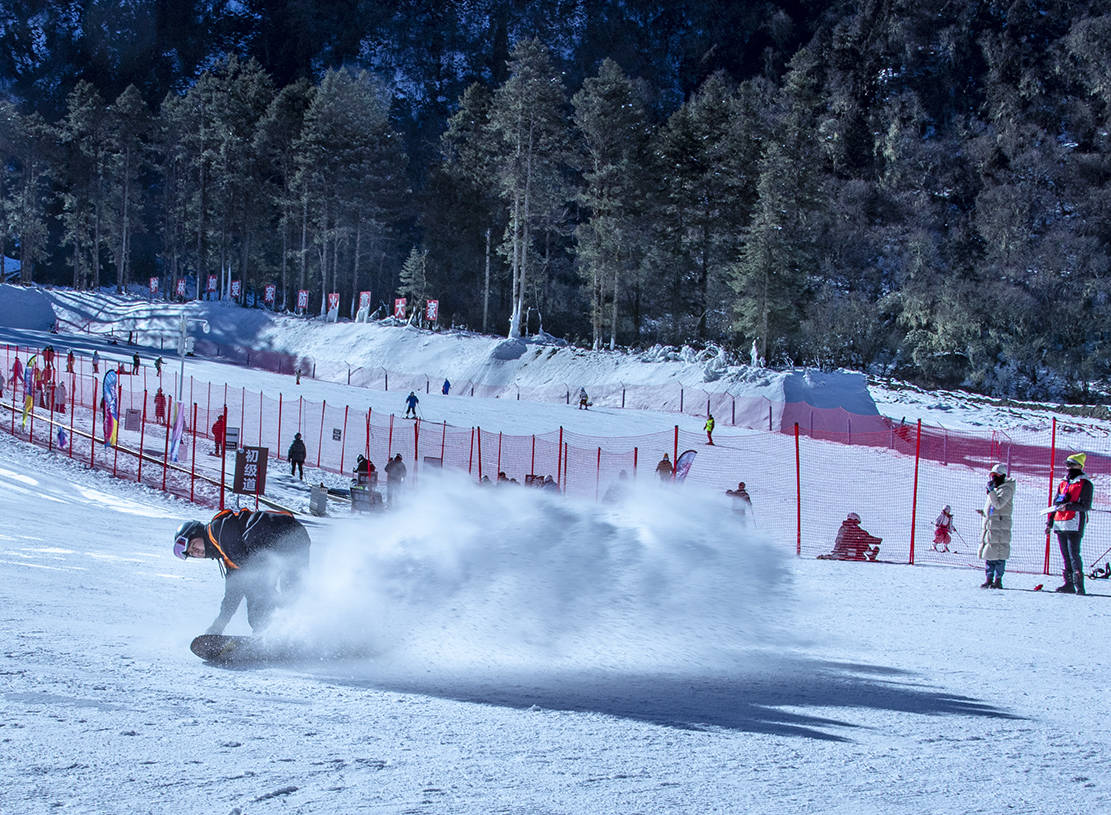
[{"left": 190, "top": 634, "right": 297, "bottom": 667}]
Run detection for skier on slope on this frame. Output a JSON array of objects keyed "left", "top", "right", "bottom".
[
  {"left": 976, "top": 464, "right": 1014, "bottom": 589},
  {"left": 726, "top": 481, "right": 753, "bottom": 524},
  {"left": 1047, "top": 453, "right": 1094, "bottom": 595},
  {"left": 820, "top": 513, "right": 880, "bottom": 561},
  {"left": 404, "top": 391, "right": 419, "bottom": 418},
  {"left": 933, "top": 506, "right": 956, "bottom": 551},
  {"left": 704, "top": 413, "right": 715, "bottom": 445}
]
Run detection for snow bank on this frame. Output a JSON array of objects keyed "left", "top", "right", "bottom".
[{"left": 0, "top": 284, "right": 55, "bottom": 330}]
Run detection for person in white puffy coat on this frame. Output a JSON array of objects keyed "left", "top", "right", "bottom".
[{"left": 977, "top": 463, "right": 1015, "bottom": 588}]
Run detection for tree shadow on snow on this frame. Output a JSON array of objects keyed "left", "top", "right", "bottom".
[{"left": 317, "top": 653, "right": 1021, "bottom": 742}]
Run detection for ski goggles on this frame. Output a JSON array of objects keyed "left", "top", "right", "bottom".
[{"left": 173, "top": 535, "right": 190, "bottom": 560}]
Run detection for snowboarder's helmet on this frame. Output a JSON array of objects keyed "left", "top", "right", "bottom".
[
  {"left": 846, "top": 512, "right": 861, "bottom": 523},
  {"left": 294, "top": 432, "right": 301, "bottom": 440},
  {"left": 990, "top": 463, "right": 1007, "bottom": 476},
  {"left": 943, "top": 505, "right": 951, "bottom": 513},
  {"left": 357, "top": 454, "right": 366, "bottom": 463},
  {"left": 1066, "top": 453, "right": 1087, "bottom": 470},
  {"left": 738, "top": 482, "right": 746, "bottom": 490},
  {"left": 173, "top": 520, "right": 206, "bottom": 559}
]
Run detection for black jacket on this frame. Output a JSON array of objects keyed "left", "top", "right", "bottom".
[
  {"left": 287, "top": 438, "right": 307, "bottom": 463},
  {"left": 384, "top": 457, "right": 407, "bottom": 482}
]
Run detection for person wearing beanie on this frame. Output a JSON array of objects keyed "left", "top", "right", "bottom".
[
  {"left": 287, "top": 432, "right": 307, "bottom": 480},
  {"left": 173, "top": 509, "right": 311, "bottom": 634},
  {"left": 977, "top": 463, "right": 1015, "bottom": 588},
  {"left": 1048, "top": 453, "right": 1094, "bottom": 594}
]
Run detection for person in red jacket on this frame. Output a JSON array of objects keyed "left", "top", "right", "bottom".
[
  {"left": 820, "top": 513, "right": 881, "bottom": 561},
  {"left": 212, "top": 412, "right": 227, "bottom": 456},
  {"left": 154, "top": 388, "right": 167, "bottom": 425},
  {"left": 1047, "top": 452, "right": 1094, "bottom": 594}
]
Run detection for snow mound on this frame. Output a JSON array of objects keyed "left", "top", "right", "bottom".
[{"left": 0, "top": 284, "right": 55, "bottom": 330}]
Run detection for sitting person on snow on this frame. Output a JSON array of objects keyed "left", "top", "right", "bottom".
[{"left": 820, "top": 512, "right": 881, "bottom": 561}]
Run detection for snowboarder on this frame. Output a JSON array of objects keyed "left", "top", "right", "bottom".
[
  {"left": 211, "top": 412, "right": 227, "bottom": 456},
  {"left": 442, "top": 378, "right": 451, "bottom": 396},
  {"left": 132, "top": 352, "right": 140, "bottom": 374},
  {"left": 933, "top": 506, "right": 956, "bottom": 552},
  {"left": 404, "top": 391, "right": 419, "bottom": 418},
  {"left": 91, "top": 351, "right": 99, "bottom": 374},
  {"left": 977, "top": 464, "right": 1014, "bottom": 588},
  {"left": 578, "top": 387, "right": 590, "bottom": 409},
  {"left": 154, "top": 388, "right": 167, "bottom": 425},
  {"left": 173, "top": 510, "right": 311, "bottom": 634},
  {"left": 726, "top": 481, "right": 753, "bottom": 522},
  {"left": 655, "top": 453, "right": 673, "bottom": 481},
  {"left": 353, "top": 454, "right": 377, "bottom": 486},
  {"left": 65, "top": 350, "right": 75, "bottom": 373},
  {"left": 287, "top": 432, "right": 307, "bottom": 480},
  {"left": 820, "top": 513, "right": 881, "bottom": 561},
  {"left": 1047, "top": 453, "right": 1094, "bottom": 594},
  {"left": 384, "top": 453, "right": 407, "bottom": 504},
  {"left": 704, "top": 413, "right": 715, "bottom": 445}
]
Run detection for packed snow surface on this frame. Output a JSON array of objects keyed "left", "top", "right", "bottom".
[{"left": 1, "top": 287, "right": 1110, "bottom": 813}]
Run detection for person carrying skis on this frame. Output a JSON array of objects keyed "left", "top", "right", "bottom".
[
  {"left": 933, "top": 506, "right": 956, "bottom": 551},
  {"left": 578, "top": 387, "right": 589, "bottom": 409},
  {"left": 704, "top": 413, "right": 715, "bottom": 445},
  {"left": 655, "top": 453, "right": 673, "bottom": 481},
  {"left": 1047, "top": 453, "right": 1094, "bottom": 594},
  {"left": 977, "top": 464, "right": 1014, "bottom": 588},
  {"left": 287, "top": 432, "right": 307, "bottom": 480},
  {"left": 442, "top": 378, "right": 451, "bottom": 396},
  {"left": 212, "top": 412, "right": 227, "bottom": 456},
  {"left": 404, "top": 391, "right": 419, "bottom": 418},
  {"left": 173, "top": 510, "right": 311, "bottom": 634},
  {"left": 820, "top": 513, "right": 881, "bottom": 561}
]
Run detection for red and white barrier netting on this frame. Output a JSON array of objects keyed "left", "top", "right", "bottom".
[{"left": 2, "top": 343, "right": 1108, "bottom": 579}]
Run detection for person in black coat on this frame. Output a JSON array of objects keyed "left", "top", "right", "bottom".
[
  {"left": 287, "top": 432, "right": 307, "bottom": 479},
  {"left": 384, "top": 453, "right": 407, "bottom": 504},
  {"left": 174, "top": 509, "right": 311, "bottom": 634}
]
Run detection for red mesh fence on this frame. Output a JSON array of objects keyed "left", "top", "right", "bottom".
[{"left": 3, "top": 342, "right": 1110, "bottom": 579}]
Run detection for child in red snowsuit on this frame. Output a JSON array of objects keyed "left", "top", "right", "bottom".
[{"left": 933, "top": 506, "right": 955, "bottom": 551}]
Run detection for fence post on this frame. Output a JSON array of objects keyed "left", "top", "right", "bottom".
[
  {"left": 768, "top": 403, "right": 772, "bottom": 432},
  {"left": 219, "top": 405, "right": 228, "bottom": 510},
  {"left": 90, "top": 377, "right": 98, "bottom": 469},
  {"left": 161, "top": 402, "right": 170, "bottom": 492},
  {"left": 440, "top": 420, "right": 446, "bottom": 463},
  {"left": 557, "top": 426, "right": 563, "bottom": 484},
  {"left": 477, "top": 426, "right": 483, "bottom": 481},
  {"left": 633, "top": 446, "right": 638, "bottom": 477},
  {"left": 340, "top": 405, "right": 349, "bottom": 474},
  {"left": 731, "top": 397, "right": 735, "bottom": 426},
  {"left": 413, "top": 418, "right": 420, "bottom": 483},
  {"left": 530, "top": 435, "right": 535, "bottom": 476},
  {"left": 258, "top": 391, "right": 263, "bottom": 448},
  {"left": 316, "top": 400, "right": 326, "bottom": 468},
  {"left": 468, "top": 426, "right": 474, "bottom": 475},
  {"left": 595, "top": 446, "right": 601, "bottom": 502},
  {"left": 138, "top": 392, "right": 148, "bottom": 482},
  {"left": 366, "top": 408, "right": 372, "bottom": 462},
  {"left": 847, "top": 416, "right": 851, "bottom": 444},
  {"left": 622, "top": 387, "right": 625, "bottom": 409},
  {"left": 190, "top": 404, "right": 198, "bottom": 503},
  {"left": 795, "top": 423, "right": 801, "bottom": 556},
  {"left": 672, "top": 425, "right": 678, "bottom": 478},
  {"left": 679, "top": 388, "right": 684, "bottom": 413},
  {"left": 1045, "top": 417, "right": 1057, "bottom": 575},
  {"left": 277, "top": 393, "right": 283, "bottom": 461},
  {"left": 909, "top": 419, "right": 922, "bottom": 565},
  {"left": 496, "top": 431, "right": 502, "bottom": 476},
  {"left": 112, "top": 384, "right": 121, "bottom": 477},
  {"left": 706, "top": 398, "right": 710, "bottom": 417},
  {"left": 68, "top": 375, "right": 75, "bottom": 459}
]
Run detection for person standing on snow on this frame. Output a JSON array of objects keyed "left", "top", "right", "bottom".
[
  {"left": 976, "top": 464, "right": 1015, "bottom": 588},
  {"left": 704, "top": 413, "right": 715, "bottom": 445},
  {"left": 66, "top": 350, "right": 75, "bottom": 373},
  {"left": 212, "top": 412, "right": 227, "bottom": 456},
  {"left": 384, "top": 453, "right": 407, "bottom": 504},
  {"left": 1047, "top": 453, "right": 1094, "bottom": 594},
  {"left": 132, "top": 352, "right": 140, "bottom": 374},
  {"left": 173, "top": 510, "right": 311, "bottom": 634},
  {"left": 154, "top": 388, "right": 167, "bottom": 425},
  {"left": 287, "top": 432, "right": 307, "bottom": 480},
  {"left": 578, "top": 387, "right": 590, "bottom": 409},
  {"left": 11, "top": 356, "right": 22, "bottom": 391},
  {"left": 442, "top": 379, "right": 451, "bottom": 396},
  {"left": 404, "top": 391, "right": 419, "bottom": 418},
  {"left": 933, "top": 505, "right": 956, "bottom": 551},
  {"left": 655, "top": 453, "right": 673, "bottom": 481},
  {"left": 91, "top": 350, "right": 99, "bottom": 374},
  {"left": 155, "top": 356, "right": 164, "bottom": 377}
]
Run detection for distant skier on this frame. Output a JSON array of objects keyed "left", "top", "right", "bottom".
[
  {"left": 578, "top": 387, "right": 590, "bottom": 409},
  {"left": 91, "top": 351, "right": 99, "bottom": 373},
  {"left": 155, "top": 356, "right": 164, "bottom": 376},
  {"left": 704, "top": 413, "right": 715, "bottom": 445},
  {"left": 11, "top": 356, "right": 22, "bottom": 390},
  {"left": 287, "top": 432, "right": 307, "bottom": 480},
  {"left": 154, "top": 387, "right": 167, "bottom": 425},
  {"left": 53, "top": 381, "right": 66, "bottom": 412},
  {"left": 820, "top": 513, "right": 880, "bottom": 561},
  {"left": 173, "top": 509, "right": 311, "bottom": 634},
  {"left": 66, "top": 350, "right": 75, "bottom": 373},
  {"left": 655, "top": 453, "right": 673, "bottom": 481},
  {"left": 726, "top": 481, "right": 753, "bottom": 522},
  {"left": 933, "top": 505, "right": 956, "bottom": 552},
  {"left": 385, "top": 453, "right": 407, "bottom": 503},
  {"left": 977, "top": 463, "right": 1014, "bottom": 589},
  {"left": 442, "top": 378, "right": 451, "bottom": 395},
  {"left": 132, "top": 352, "right": 140, "bottom": 374},
  {"left": 404, "top": 391, "right": 419, "bottom": 418},
  {"left": 1047, "top": 453, "right": 1093, "bottom": 595}
]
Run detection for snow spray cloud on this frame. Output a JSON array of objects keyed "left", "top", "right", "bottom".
[{"left": 276, "top": 471, "right": 792, "bottom": 672}]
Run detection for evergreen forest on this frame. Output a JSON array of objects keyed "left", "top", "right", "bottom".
[{"left": 1, "top": 1, "right": 1109, "bottom": 399}]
